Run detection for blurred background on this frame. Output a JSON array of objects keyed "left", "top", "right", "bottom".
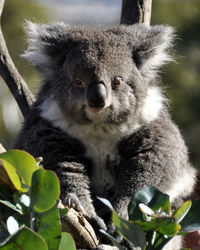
[{"left": 0, "top": 0, "right": 200, "bottom": 168}]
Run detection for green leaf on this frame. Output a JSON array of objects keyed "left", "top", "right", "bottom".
[
  {"left": 58, "top": 232, "right": 76, "bottom": 250},
  {"left": 152, "top": 234, "right": 172, "bottom": 250},
  {"left": 0, "top": 226, "right": 48, "bottom": 250},
  {"left": 0, "top": 150, "right": 39, "bottom": 192},
  {"left": 135, "top": 217, "right": 180, "bottom": 236},
  {"left": 128, "top": 186, "right": 170, "bottom": 221},
  {"left": 112, "top": 212, "right": 146, "bottom": 249},
  {"left": 180, "top": 200, "right": 200, "bottom": 232},
  {"left": 59, "top": 207, "right": 69, "bottom": 218},
  {"left": 148, "top": 190, "right": 170, "bottom": 215},
  {"left": 0, "top": 200, "right": 22, "bottom": 214},
  {"left": 98, "top": 197, "right": 114, "bottom": 210},
  {"left": 100, "top": 230, "right": 124, "bottom": 250},
  {"left": 30, "top": 169, "right": 60, "bottom": 213},
  {"left": 98, "top": 197, "right": 146, "bottom": 248},
  {"left": 155, "top": 217, "right": 180, "bottom": 236},
  {"left": 35, "top": 205, "right": 61, "bottom": 250},
  {"left": 173, "top": 200, "right": 192, "bottom": 223},
  {"left": 98, "top": 198, "right": 142, "bottom": 248},
  {"left": 128, "top": 186, "right": 155, "bottom": 221}
]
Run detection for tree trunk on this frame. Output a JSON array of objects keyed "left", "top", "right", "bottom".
[{"left": 120, "top": 0, "right": 152, "bottom": 25}]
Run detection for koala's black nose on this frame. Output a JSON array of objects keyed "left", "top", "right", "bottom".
[{"left": 87, "top": 82, "right": 107, "bottom": 109}]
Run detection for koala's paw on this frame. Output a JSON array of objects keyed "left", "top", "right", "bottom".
[
  {"left": 96, "top": 244, "right": 119, "bottom": 250},
  {"left": 89, "top": 214, "right": 107, "bottom": 232},
  {"left": 64, "top": 193, "right": 107, "bottom": 232},
  {"left": 64, "top": 193, "right": 87, "bottom": 215}
]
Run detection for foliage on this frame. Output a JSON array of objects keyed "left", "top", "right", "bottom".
[
  {"left": 1, "top": 150, "right": 200, "bottom": 250},
  {"left": 100, "top": 186, "right": 200, "bottom": 250},
  {"left": 0, "top": 150, "right": 75, "bottom": 250}
]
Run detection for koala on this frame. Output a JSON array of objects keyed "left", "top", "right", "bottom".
[{"left": 14, "top": 22, "right": 196, "bottom": 250}]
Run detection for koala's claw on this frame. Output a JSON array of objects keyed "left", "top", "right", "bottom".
[
  {"left": 66, "top": 197, "right": 72, "bottom": 208},
  {"left": 64, "top": 193, "right": 107, "bottom": 233},
  {"left": 65, "top": 193, "right": 86, "bottom": 216}
]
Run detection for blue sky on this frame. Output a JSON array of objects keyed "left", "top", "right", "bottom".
[{"left": 38, "top": 0, "right": 122, "bottom": 26}]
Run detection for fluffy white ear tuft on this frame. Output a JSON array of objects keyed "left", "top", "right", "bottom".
[
  {"left": 22, "top": 21, "right": 49, "bottom": 67},
  {"left": 22, "top": 21, "right": 68, "bottom": 70},
  {"left": 142, "top": 26, "right": 174, "bottom": 75},
  {"left": 131, "top": 24, "right": 175, "bottom": 78}
]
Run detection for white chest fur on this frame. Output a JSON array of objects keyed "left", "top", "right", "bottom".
[
  {"left": 40, "top": 98, "right": 124, "bottom": 192},
  {"left": 66, "top": 122, "right": 121, "bottom": 193}
]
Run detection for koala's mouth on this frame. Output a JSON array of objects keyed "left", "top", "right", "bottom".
[
  {"left": 87, "top": 106, "right": 105, "bottom": 113},
  {"left": 80, "top": 104, "right": 130, "bottom": 126},
  {"left": 84, "top": 104, "right": 110, "bottom": 122}
]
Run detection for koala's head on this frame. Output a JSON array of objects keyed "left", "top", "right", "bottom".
[{"left": 24, "top": 22, "right": 174, "bottom": 130}]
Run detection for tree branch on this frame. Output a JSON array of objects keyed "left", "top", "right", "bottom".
[
  {"left": 0, "top": 0, "right": 35, "bottom": 118},
  {"left": 120, "top": 0, "right": 152, "bottom": 25},
  {"left": 59, "top": 202, "right": 99, "bottom": 249}
]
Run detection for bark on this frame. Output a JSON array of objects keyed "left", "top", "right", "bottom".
[
  {"left": 59, "top": 202, "right": 99, "bottom": 249},
  {"left": 120, "top": 0, "right": 152, "bottom": 25}
]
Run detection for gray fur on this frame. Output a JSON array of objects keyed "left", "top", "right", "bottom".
[{"left": 15, "top": 22, "right": 196, "bottom": 249}]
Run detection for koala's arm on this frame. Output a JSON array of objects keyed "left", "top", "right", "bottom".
[
  {"left": 14, "top": 108, "right": 106, "bottom": 230},
  {"left": 111, "top": 115, "right": 196, "bottom": 218}
]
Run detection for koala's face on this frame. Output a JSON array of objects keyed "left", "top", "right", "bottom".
[
  {"left": 24, "top": 22, "right": 174, "bottom": 126},
  {"left": 56, "top": 33, "right": 142, "bottom": 125}
]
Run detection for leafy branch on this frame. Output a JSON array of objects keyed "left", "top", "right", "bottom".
[
  {"left": 0, "top": 148, "right": 99, "bottom": 249},
  {"left": 100, "top": 186, "right": 200, "bottom": 250},
  {"left": 1, "top": 148, "right": 200, "bottom": 249}
]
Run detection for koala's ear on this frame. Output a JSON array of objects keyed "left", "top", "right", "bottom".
[
  {"left": 22, "top": 21, "right": 72, "bottom": 72},
  {"left": 130, "top": 25, "right": 175, "bottom": 75}
]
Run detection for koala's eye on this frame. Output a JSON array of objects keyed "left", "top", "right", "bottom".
[
  {"left": 112, "top": 76, "right": 123, "bottom": 89},
  {"left": 73, "top": 78, "right": 84, "bottom": 88}
]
